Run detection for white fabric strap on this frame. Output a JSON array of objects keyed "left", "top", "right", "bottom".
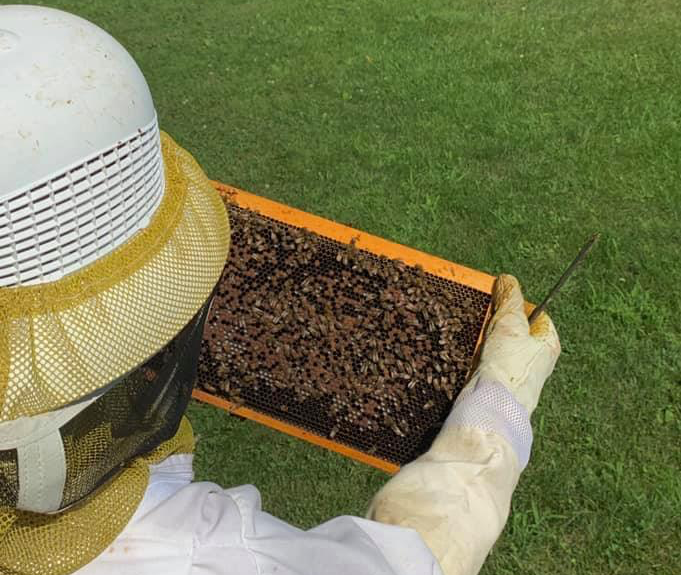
[
  {"left": 445, "top": 378, "right": 533, "bottom": 469},
  {"left": 0, "top": 393, "right": 100, "bottom": 512},
  {"left": 0, "top": 395, "right": 98, "bottom": 449},
  {"left": 17, "top": 430, "right": 67, "bottom": 512}
]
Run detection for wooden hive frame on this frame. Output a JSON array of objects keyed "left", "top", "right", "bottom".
[{"left": 192, "top": 181, "right": 498, "bottom": 474}]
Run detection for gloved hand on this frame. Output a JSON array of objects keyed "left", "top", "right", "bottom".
[
  {"left": 367, "top": 274, "right": 561, "bottom": 575},
  {"left": 473, "top": 273, "right": 560, "bottom": 415}
]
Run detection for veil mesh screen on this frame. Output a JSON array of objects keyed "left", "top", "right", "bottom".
[{"left": 0, "top": 298, "right": 210, "bottom": 511}]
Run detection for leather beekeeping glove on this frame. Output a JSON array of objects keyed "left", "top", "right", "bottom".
[
  {"left": 367, "top": 274, "right": 561, "bottom": 575},
  {"left": 473, "top": 274, "right": 560, "bottom": 415}
]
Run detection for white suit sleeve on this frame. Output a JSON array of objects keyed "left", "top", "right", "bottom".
[
  {"left": 367, "top": 378, "right": 533, "bottom": 575},
  {"left": 368, "top": 274, "right": 558, "bottom": 575}
]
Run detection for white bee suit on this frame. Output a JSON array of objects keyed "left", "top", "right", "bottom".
[{"left": 74, "top": 454, "right": 444, "bottom": 575}]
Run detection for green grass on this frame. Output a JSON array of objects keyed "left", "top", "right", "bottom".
[{"left": 28, "top": 0, "right": 681, "bottom": 572}]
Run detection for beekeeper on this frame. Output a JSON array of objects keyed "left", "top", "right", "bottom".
[{"left": 0, "top": 6, "right": 560, "bottom": 575}]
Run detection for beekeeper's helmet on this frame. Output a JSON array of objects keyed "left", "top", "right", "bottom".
[{"left": 0, "top": 5, "right": 230, "bottom": 573}]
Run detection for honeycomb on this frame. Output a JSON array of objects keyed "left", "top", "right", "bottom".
[{"left": 196, "top": 203, "right": 491, "bottom": 466}]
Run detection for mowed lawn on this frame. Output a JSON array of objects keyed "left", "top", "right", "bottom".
[{"left": 32, "top": 0, "right": 681, "bottom": 573}]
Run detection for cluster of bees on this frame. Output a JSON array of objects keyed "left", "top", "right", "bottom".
[{"left": 198, "top": 205, "right": 488, "bottom": 463}]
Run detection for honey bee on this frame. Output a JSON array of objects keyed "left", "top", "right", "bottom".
[
  {"left": 202, "top": 382, "right": 217, "bottom": 393},
  {"left": 217, "top": 364, "right": 230, "bottom": 378},
  {"left": 228, "top": 395, "right": 245, "bottom": 410}
]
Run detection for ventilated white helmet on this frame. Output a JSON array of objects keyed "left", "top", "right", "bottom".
[
  {"left": 0, "top": 5, "right": 164, "bottom": 286},
  {"left": 0, "top": 5, "right": 230, "bottom": 534}
]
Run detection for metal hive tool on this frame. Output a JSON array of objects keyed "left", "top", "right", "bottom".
[{"left": 194, "top": 183, "right": 495, "bottom": 473}]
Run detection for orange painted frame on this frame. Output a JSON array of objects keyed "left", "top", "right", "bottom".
[{"left": 192, "top": 181, "right": 498, "bottom": 474}]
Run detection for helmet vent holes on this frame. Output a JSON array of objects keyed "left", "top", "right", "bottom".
[{"left": 0, "top": 117, "right": 164, "bottom": 286}]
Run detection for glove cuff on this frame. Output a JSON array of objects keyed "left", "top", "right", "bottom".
[{"left": 445, "top": 378, "right": 533, "bottom": 470}]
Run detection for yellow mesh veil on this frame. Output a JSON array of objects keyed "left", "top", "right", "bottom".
[
  {"left": 0, "top": 133, "right": 230, "bottom": 574},
  {"left": 0, "top": 417, "right": 194, "bottom": 575},
  {"left": 0, "top": 132, "right": 230, "bottom": 421}
]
